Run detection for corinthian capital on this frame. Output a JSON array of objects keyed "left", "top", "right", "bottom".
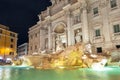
[{"left": 79, "top": 0, "right": 91, "bottom": 13}]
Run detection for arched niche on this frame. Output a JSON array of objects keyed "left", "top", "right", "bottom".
[
  {"left": 53, "top": 22, "right": 66, "bottom": 34},
  {"left": 52, "top": 22, "right": 67, "bottom": 50}
]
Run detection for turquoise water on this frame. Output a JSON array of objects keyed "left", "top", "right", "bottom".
[{"left": 0, "top": 66, "right": 120, "bottom": 80}]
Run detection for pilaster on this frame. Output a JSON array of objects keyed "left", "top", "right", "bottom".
[
  {"left": 46, "top": 16, "right": 52, "bottom": 50},
  {"left": 63, "top": 5, "right": 72, "bottom": 46},
  {"left": 101, "top": 1, "right": 113, "bottom": 50},
  {"left": 82, "top": 7, "right": 89, "bottom": 43}
]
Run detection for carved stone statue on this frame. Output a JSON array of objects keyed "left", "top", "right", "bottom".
[
  {"left": 56, "top": 39, "right": 64, "bottom": 51},
  {"left": 75, "top": 34, "right": 81, "bottom": 43},
  {"left": 75, "top": 30, "right": 81, "bottom": 43},
  {"left": 84, "top": 43, "right": 92, "bottom": 54}
]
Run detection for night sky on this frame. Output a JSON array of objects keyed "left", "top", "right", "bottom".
[{"left": 0, "top": 0, "right": 52, "bottom": 45}]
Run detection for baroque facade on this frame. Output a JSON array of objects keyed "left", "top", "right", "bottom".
[{"left": 28, "top": 0, "right": 120, "bottom": 54}]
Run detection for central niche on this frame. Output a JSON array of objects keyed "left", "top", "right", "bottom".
[
  {"left": 54, "top": 24, "right": 65, "bottom": 33},
  {"left": 54, "top": 23, "right": 67, "bottom": 49}
]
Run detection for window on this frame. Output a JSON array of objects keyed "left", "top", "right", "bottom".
[
  {"left": 113, "top": 24, "right": 120, "bottom": 33},
  {"left": 110, "top": 0, "right": 117, "bottom": 8},
  {"left": 95, "top": 29, "right": 101, "bottom": 37},
  {"left": 93, "top": 7, "right": 98, "bottom": 15},
  {"left": 35, "top": 45, "right": 37, "bottom": 50},
  {"left": 11, "top": 38, "right": 14, "bottom": 42},
  {"left": 10, "top": 44, "right": 13, "bottom": 48},
  {"left": 116, "top": 45, "right": 120, "bottom": 49},
  {"left": 10, "top": 33, "right": 15, "bottom": 37},
  {"left": 9, "top": 52, "right": 14, "bottom": 55},
  {"left": 0, "top": 29, "right": 2, "bottom": 33},
  {"left": 35, "top": 33, "right": 37, "bottom": 37},
  {"left": 97, "top": 47, "right": 102, "bottom": 53}
]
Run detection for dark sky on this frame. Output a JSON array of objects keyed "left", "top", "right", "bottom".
[{"left": 0, "top": 0, "right": 52, "bottom": 45}]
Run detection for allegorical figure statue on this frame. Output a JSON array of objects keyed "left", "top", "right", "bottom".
[
  {"left": 56, "top": 39, "right": 64, "bottom": 51},
  {"left": 84, "top": 43, "right": 92, "bottom": 54},
  {"left": 75, "top": 30, "right": 81, "bottom": 43}
]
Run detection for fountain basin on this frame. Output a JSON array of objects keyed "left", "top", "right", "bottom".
[{"left": 0, "top": 66, "right": 120, "bottom": 80}]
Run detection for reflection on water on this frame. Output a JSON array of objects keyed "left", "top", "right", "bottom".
[
  {"left": 0, "top": 68, "right": 11, "bottom": 80},
  {"left": 0, "top": 68, "right": 3, "bottom": 80},
  {"left": 4, "top": 69, "right": 11, "bottom": 80},
  {"left": 0, "top": 67, "right": 120, "bottom": 80}
]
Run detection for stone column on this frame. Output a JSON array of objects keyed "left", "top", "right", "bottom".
[
  {"left": 46, "top": 16, "right": 52, "bottom": 51},
  {"left": 48, "top": 23, "right": 52, "bottom": 50},
  {"left": 81, "top": 5, "right": 89, "bottom": 43},
  {"left": 63, "top": 4, "right": 72, "bottom": 46},
  {"left": 100, "top": 1, "right": 113, "bottom": 50},
  {"left": 52, "top": 32, "right": 56, "bottom": 51},
  {"left": 67, "top": 11, "right": 72, "bottom": 46},
  {"left": 39, "top": 29, "right": 44, "bottom": 50},
  {"left": 38, "top": 28, "right": 41, "bottom": 53}
]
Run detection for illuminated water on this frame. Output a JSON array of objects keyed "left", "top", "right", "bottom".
[{"left": 0, "top": 66, "right": 120, "bottom": 80}]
